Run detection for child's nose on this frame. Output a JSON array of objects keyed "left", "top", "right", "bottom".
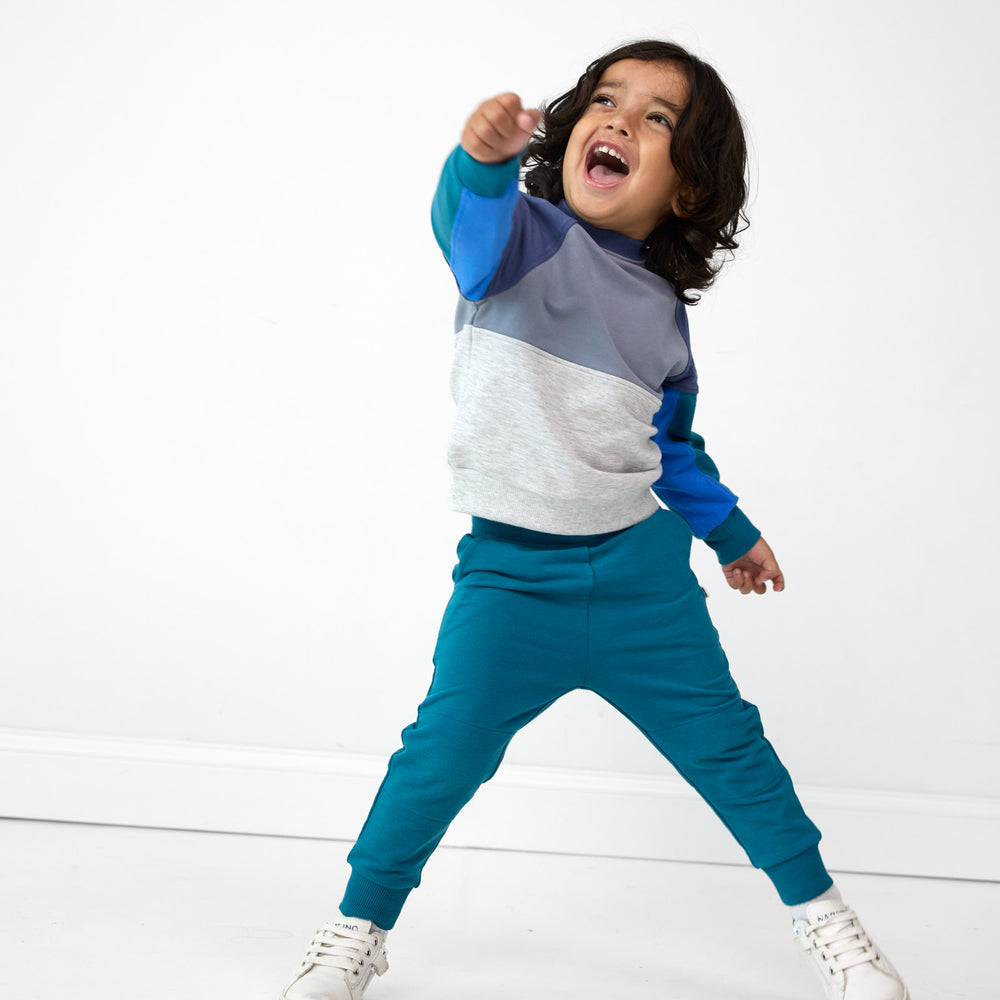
[{"left": 604, "top": 114, "right": 632, "bottom": 136}]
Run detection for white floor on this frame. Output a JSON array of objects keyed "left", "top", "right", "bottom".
[{"left": 0, "top": 818, "right": 994, "bottom": 999}]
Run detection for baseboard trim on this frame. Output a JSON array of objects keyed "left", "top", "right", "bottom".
[{"left": 1, "top": 728, "right": 996, "bottom": 880}]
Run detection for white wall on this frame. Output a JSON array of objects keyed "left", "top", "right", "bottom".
[{"left": 2, "top": 0, "right": 998, "bottom": 878}]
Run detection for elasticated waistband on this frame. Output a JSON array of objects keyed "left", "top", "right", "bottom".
[{"left": 470, "top": 516, "right": 627, "bottom": 549}]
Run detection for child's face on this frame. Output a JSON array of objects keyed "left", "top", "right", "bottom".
[{"left": 562, "top": 59, "right": 689, "bottom": 240}]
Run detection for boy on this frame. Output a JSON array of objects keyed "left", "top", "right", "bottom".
[{"left": 280, "top": 40, "right": 910, "bottom": 1000}]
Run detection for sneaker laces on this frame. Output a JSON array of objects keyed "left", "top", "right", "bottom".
[
  {"left": 803, "top": 906, "right": 879, "bottom": 974},
  {"left": 302, "top": 921, "right": 388, "bottom": 980}
]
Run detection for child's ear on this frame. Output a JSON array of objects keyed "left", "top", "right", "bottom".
[{"left": 670, "top": 183, "right": 697, "bottom": 218}]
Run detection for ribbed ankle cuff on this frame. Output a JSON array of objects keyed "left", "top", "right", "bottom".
[
  {"left": 340, "top": 872, "right": 411, "bottom": 930},
  {"left": 764, "top": 845, "right": 833, "bottom": 905}
]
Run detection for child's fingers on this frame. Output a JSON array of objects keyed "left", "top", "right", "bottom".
[
  {"left": 473, "top": 95, "right": 526, "bottom": 146},
  {"left": 725, "top": 566, "right": 777, "bottom": 596},
  {"left": 484, "top": 92, "right": 534, "bottom": 134},
  {"left": 516, "top": 108, "right": 542, "bottom": 134},
  {"left": 462, "top": 93, "right": 539, "bottom": 163},
  {"left": 489, "top": 91, "right": 528, "bottom": 122}
]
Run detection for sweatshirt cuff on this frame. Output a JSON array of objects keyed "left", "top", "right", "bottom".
[
  {"left": 704, "top": 506, "right": 761, "bottom": 564},
  {"left": 453, "top": 146, "right": 521, "bottom": 197}
]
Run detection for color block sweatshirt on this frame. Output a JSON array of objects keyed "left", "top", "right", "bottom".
[{"left": 432, "top": 147, "right": 760, "bottom": 564}]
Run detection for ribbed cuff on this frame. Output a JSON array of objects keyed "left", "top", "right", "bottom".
[
  {"left": 340, "top": 872, "right": 412, "bottom": 931},
  {"left": 763, "top": 845, "right": 833, "bottom": 906},
  {"left": 453, "top": 145, "right": 520, "bottom": 196},
  {"left": 704, "top": 506, "right": 761, "bottom": 564}
]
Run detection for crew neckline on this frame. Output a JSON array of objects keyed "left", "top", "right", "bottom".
[{"left": 557, "top": 200, "right": 646, "bottom": 262}]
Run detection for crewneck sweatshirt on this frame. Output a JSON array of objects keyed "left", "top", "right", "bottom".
[{"left": 431, "top": 146, "right": 759, "bottom": 563}]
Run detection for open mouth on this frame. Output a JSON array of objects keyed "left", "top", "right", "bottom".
[{"left": 585, "top": 143, "right": 631, "bottom": 186}]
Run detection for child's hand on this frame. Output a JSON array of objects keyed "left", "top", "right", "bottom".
[
  {"left": 461, "top": 93, "right": 541, "bottom": 164},
  {"left": 722, "top": 537, "right": 785, "bottom": 595}
]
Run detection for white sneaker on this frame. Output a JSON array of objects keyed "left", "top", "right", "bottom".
[
  {"left": 792, "top": 901, "right": 910, "bottom": 1000},
  {"left": 279, "top": 917, "right": 389, "bottom": 1000}
]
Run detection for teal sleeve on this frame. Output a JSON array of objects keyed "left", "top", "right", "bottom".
[
  {"left": 431, "top": 147, "right": 521, "bottom": 299},
  {"left": 704, "top": 507, "right": 761, "bottom": 565}
]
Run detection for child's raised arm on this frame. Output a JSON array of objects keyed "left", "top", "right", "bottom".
[{"left": 461, "top": 93, "right": 541, "bottom": 164}]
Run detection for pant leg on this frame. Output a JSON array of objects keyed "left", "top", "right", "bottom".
[
  {"left": 342, "top": 529, "right": 593, "bottom": 928},
  {"left": 586, "top": 509, "right": 831, "bottom": 905}
]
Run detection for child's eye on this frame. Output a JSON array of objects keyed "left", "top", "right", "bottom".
[
  {"left": 592, "top": 94, "right": 614, "bottom": 107},
  {"left": 649, "top": 113, "right": 674, "bottom": 129}
]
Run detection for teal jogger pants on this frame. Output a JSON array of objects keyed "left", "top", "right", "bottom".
[{"left": 342, "top": 510, "right": 830, "bottom": 927}]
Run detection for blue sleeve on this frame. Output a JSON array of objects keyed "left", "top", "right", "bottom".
[
  {"left": 431, "top": 146, "right": 521, "bottom": 301},
  {"left": 651, "top": 388, "right": 760, "bottom": 563}
]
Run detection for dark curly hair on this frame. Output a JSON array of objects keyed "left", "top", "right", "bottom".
[{"left": 523, "top": 39, "right": 749, "bottom": 304}]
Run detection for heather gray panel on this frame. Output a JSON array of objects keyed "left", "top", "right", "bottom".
[{"left": 449, "top": 326, "right": 662, "bottom": 534}]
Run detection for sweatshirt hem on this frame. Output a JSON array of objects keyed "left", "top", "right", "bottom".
[{"left": 451, "top": 472, "right": 659, "bottom": 536}]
